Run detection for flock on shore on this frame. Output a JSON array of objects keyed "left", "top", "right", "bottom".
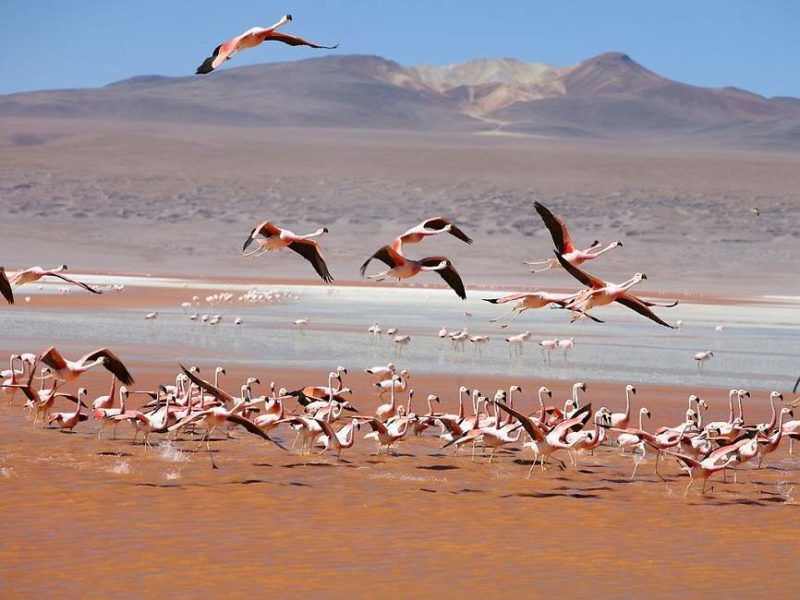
[
  {"left": 1, "top": 13, "right": 796, "bottom": 501},
  {"left": 2, "top": 351, "right": 799, "bottom": 496}
]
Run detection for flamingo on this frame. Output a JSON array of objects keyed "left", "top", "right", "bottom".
[
  {"left": 196, "top": 14, "right": 338, "bottom": 75},
  {"left": 755, "top": 407, "right": 793, "bottom": 468},
  {"left": 91, "top": 376, "right": 117, "bottom": 411},
  {"left": 538, "top": 339, "right": 559, "bottom": 364},
  {"left": 558, "top": 338, "right": 575, "bottom": 361},
  {"left": 4, "top": 265, "right": 102, "bottom": 296},
  {"left": 48, "top": 388, "right": 89, "bottom": 432},
  {"left": 313, "top": 417, "right": 359, "bottom": 461},
  {"left": 40, "top": 346, "right": 134, "bottom": 385},
  {"left": 375, "top": 370, "right": 410, "bottom": 398},
  {"left": 376, "top": 376, "right": 401, "bottom": 421},
  {"left": 393, "top": 335, "right": 412, "bottom": 355},
  {"left": 694, "top": 351, "right": 714, "bottom": 372},
  {"left": 495, "top": 400, "right": 591, "bottom": 475},
  {"left": 362, "top": 416, "right": 415, "bottom": 455},
  {"left": 94, "top": 386, "right": 130, "bottom": 440},
  {"left": 360, "top": 245, "right": 466, "bottom": 299},
  {"left": 555, "top": 252, "right": 678, "bottom": 328},
  {"left": 242, "top": 221, "right": 333, "bottom": 283},
  {"left": 565, "top": 407, "right": 611, "bottom": 466},
  {"left": 609, "top": 384, "right": 636, "bottom": 429},
  {"left": 666, "top": 451, "right": 740, "bottom": 496},
  {"left": 525, "top": 201, "right": 622, "bottom": 273},
  {"left": 505, "top": 331, "right": 531, "bottom": 357},
  {"left": 391, "top": 216, "right": 472, "bottom": 253},
  {"left": 365, "top": 363, "right": 395, "bottom": 382},
  {"left": 484, "top": 291, "right": 602, "bottom": 328},
  {"left": 175, "top": 367, "right": 285, "bottom": 467}
]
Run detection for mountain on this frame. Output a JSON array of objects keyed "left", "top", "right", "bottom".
[{"left": 1, "top": 52, "right": 798, "bottom": 147}]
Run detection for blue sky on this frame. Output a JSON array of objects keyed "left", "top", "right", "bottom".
[{"left": 1, "top": 0, "right": 798, "bottom": 96}]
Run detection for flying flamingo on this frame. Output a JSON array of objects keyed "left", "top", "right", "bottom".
[
  {"left": 196, "top": 14, "right": 338, "bottom": 75},
  {"left": 360, "top": 245, "right": 466, "bottom": 299},
  {"left": 484, "top": 291, "right": 602, "bottom": 328},
  {"left": 555, "top": 252, "right": 678, "bottom": 328},
  {"left": 525, "top": 201, "right": 622, "bottom": 273},
  {"left": 5, "top": 265, "right": 102, "bottom": 296},
  {"left": 40, "top": 347, "right": 134, "bottom": 385},
  {"left": 242, "top": 221, "right": 333, "bottom": 283},
  {"left": 391, "top": 217, "right": 473, "bottom": 253}
]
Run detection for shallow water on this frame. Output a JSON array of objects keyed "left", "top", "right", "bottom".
[{"left": 2, "top": 277, "right": 799, "bottom": 392}]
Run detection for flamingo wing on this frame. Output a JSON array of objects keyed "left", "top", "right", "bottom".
[
  {"left": 554, "top": 251, "right": 605, "bottom": 289},
  {"left": 196, "top": 31, "right": 249, "bottom": 74},
  {"left": 534, "top": 201, "right": 574, "bottom": 254},
  {"left": 0, "top": 267, "right": 13, "bottom": 304},
  {"left": 44, "top": 272, "right": 102, "bottom": 295},
  {"left": 264, "top": 31, "right": 338, "bottom": 49},
  {"left": 422, "top": 217, "right": 473, "bottom": 245},
  {"left": 664, "top": 450, "right": 701, "bottom": 469},
  {"left": 419, "top": 257, "right": 466, "bottom": 300},
  {"left": 482, "top": 292, "right": 530, "bottom": 304},
  {"left": 362, "top": 418, "right": 388, "bottom": 434},
  {"left": 242, "top": 221, "right": 281, "bottom": 252},
  {"left": 81, "top": 348, "right": 135, "bottom": 385},
  {"left": 615, "top": 294, "right": 676, "bottom": 329},
  {"left": 226, "top": 414, "right": 286, "bottom": 450},
  {"left": 287, "top": 239, "right": 334, "bottom": 283},
  {"left": 494, "top": 400, "right": 546, "bottom": 443},
  {"left": 40, "top": 346, "right": 68, "bottom": 371},
  {"left": 180, "top": 365, "right": 236, "bottom": 406},
  {"left": 360, "top": 245, "right": 402, "bottom": 277}
]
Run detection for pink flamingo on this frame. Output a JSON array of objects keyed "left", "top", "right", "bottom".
[
  {"left": 241, "top": 220, "right": 333, "bottom": 282},
  {"left": 94, "top": 386, "right": 129, "bottom": 440},
  {"left": 391, "top": 217, "right": 472, "bottom": 253},
  {"left": 196, "top": 14, "right": 338, "bottom": 75},
  {"left": 40, "top": 346, "right": 134, "bottom": 385},
  {"left": 555, "top": 253, "right": 678, "bottom": 327},
  {"left": 608, "top": 385, "right": 636, "bottom": 429},
  {"left": 48, "top": 388, "right": 89, "bottom": 432},
  {"left": 360, "top": 245, "right": 466, "bottom": 299},
  {"left": 484, "top": 291, "right": 602, "bottom": 328},
  {"left": 666, "top": 451, "right": 740, "bottom": 496},
  {"left": 525, "top": 201, "right": 622, "bottom": 273},
  {"left": 4, "top": 265, "right": 101, "bottom": 296}
]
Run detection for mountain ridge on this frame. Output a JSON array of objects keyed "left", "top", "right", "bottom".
[{"left": 1, "top": 52, "right": 798, "bottom": 148}]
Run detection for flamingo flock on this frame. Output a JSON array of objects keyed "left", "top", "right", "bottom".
[{"left": 1, "top": 347, "right": 795, "bottom": 497}]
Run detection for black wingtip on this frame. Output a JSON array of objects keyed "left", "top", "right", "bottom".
[
  {"left": 483, "top": 298, "right": 499, "bottom": 304},
  {"left": 196, "top": 57, "right": 215, "bottom": 75}
]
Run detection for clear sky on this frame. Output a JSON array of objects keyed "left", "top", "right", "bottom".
[{"left": 1, "top": 0, "right": 799, "bottom": 97}]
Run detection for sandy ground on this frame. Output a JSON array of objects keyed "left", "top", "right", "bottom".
[{"left": 1, "top": 361, "right": 799, "bottom": 598}]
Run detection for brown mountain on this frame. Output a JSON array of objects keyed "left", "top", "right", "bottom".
[{"left": 1, "top": 52, "right": 798, "bottom": 147}]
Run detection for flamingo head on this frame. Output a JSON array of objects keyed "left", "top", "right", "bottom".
[
  {"left": 641, "top": 407, "right": 651, "bottom": 419},
  {"left": 428, "top": 394, "right": 440, "bottom": 403},
  {"left": 541, "top": 386, "right": 552, "bottom": 398},
  {"left": 613, "top": 241, "right": 623, "bottom": 248},
  {"left": 511, "top": 385, "right": 522, "bottom": 393},
  {"left": 770, "top": 391, "right": 784, "bottom": 401},
  {"left": 738, "top": 389, "right": 749, "bottom": 398},
  {"left": 337, "top": 366, "right": 347, "bottom": 375},
  {"left": 459, "top": 386, "right": 469, "bottom": 394},
  {"left": 627, "top": 384, "right": 636, "bottom": 394},
  {"left": 216, "top": 367, "right": 226, "bottom": 375},
  {"left": 576, "top": 382, "right": 587, "bottom": 392},
  {"left": 494, "top": 390, "right": 506, "bottom": 402}
]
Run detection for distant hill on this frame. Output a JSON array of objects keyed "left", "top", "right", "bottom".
[{"left": 2, "top": 52, "right": 798, "bottom": 148}]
